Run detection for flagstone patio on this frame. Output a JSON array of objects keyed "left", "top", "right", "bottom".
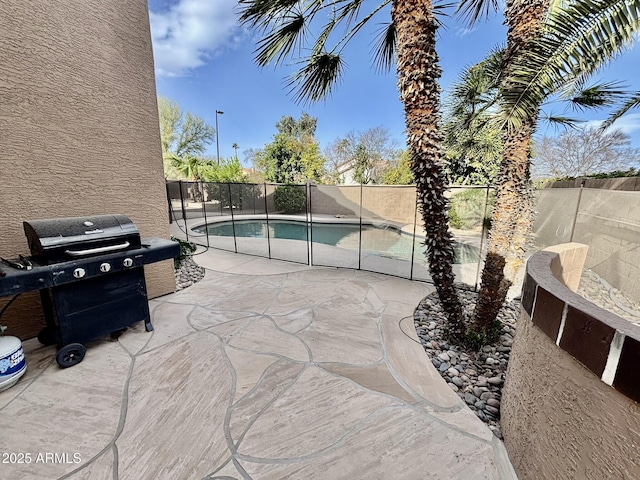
[{"left": 0, "top": 248, "right": 516, "bottom": 479}]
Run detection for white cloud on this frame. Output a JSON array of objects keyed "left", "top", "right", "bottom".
[
  {"left": 455, "top": 27, "right": 477, "bottom": 37},
  {"left": 585, "top": 113, "right": 640, "bottom": 135},
  {"left": 149, "top": 0, "right": 241, "bottom": 77}
]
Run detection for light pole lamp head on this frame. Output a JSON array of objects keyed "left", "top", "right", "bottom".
[{"left": 216, "top": 110, "right": 224, "bottom": 115}]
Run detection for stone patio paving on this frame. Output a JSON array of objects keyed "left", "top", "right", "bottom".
[{"left": 0, "top": 248, "right": 516, "bottom": 479}]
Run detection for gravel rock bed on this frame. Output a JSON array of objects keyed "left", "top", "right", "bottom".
[
  {"left": 578, "top": 268, "right": 640, "bottom": 325},
  {"left": 175, "top": 257, "right": 206, "bottom": 291},
  {"left": 414, "top": 286, "right": 519, "bottom": 439}
]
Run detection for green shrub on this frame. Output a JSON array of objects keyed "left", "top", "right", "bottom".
[
  {"left": 273, "top": 185, "right": 307, "bottom": 213},
  {"left": 171, "top": 236, "right": 196, "bottom": 269},
  {"left": 448, "top": 188, "right": 494, "bottom": 230}
]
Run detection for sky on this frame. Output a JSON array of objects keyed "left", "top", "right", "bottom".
[{"left": 148, "top": 0, "right": 640, "bottom": 165}]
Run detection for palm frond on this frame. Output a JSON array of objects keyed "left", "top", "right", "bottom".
[
  {"left": 540, "top": 113, "right": 583, "bottom": 130},
  {"left": 238, "top": 0, "right": 300, "bottom": 27},
  {"left": 444, "top": 46, "right": 504, "bottom": 125},
  {"left": 335, "top": 0, "right": 365, "bottom": 25},
  {"left": 455, "top": 0, "right": 499, "bottom": 27},
  {"left": 432, "top": 1, "right": 456, "bottom": 28},
  {"left": 565, "top": 80, "right": 630, "bottom": 111},
  {"left": 254, "top": 12, "right": 307, "bottom": 66},
  {"left": 287, "top": 52, "right": 346, "bottom": 104},
  {"left": 601, "top": 90, "right": 640, "bottom": 129},
  {"left": 311, "top": 17, "right": 338, "bottom": 57},
  {"left": 371, "top": 22, "right": 396, "bottom": 73},
  {"left": 333, "top": 0, "right": 391, "bottom": 53},
  {"left": 501, "top": 0, "right": 640, "bottom": 130}
]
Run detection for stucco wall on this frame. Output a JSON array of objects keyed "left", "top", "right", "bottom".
[
  {"left": 502, "top": 245, "right": 640, "bottom": 479},
  {"left": 310, "top": 185, "right": 418, "bottom": 225},
  {"left": 0, "top": 0, "right": 174, "bottom": 339},
  {"left": 503, "top": 312, "right": 640, "bottom": 480},
  {"left": 534, "top": 182, "right": 640, "bottom": 299}
]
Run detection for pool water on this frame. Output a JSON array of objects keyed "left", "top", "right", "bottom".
[{"left": 193, "top": 220, "right": 479, "bottom": 264}]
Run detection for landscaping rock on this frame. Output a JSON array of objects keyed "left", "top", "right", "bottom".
[{"left": 413, "top": 285, "right": 519, "bottom": 439}]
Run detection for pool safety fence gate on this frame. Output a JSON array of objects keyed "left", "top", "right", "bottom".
[{"left": 166, "top": 180, "right": 493, "bottom": 285}]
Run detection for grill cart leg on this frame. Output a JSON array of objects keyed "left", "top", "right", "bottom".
[
  {"left": 144, "top": 317, "right": 154, "bottom": 332},
  {"left": 37, "top": 326, "right": 58, "bottom": 347},
  {"left": 56, "top": 343, "right": 86, "bottom": 368}
]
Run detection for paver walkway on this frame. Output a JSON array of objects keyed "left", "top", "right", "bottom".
[{"left": 0, "top": 248, "right": 515, "bottom": 479}]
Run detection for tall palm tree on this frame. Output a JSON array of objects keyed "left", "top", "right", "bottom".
[
  {"left": 239, "top": 0, "right": 466, "bottom": 338},
  {"left": 454, "top": 0, "right": 553, "bottom": 340},
  {"left": 458, "top": 0, "right": 640, "bottom": 339}
]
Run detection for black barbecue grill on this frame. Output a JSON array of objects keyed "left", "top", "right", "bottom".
[{"left": 0, "top": 214, "right": 179, "bottom": 368}]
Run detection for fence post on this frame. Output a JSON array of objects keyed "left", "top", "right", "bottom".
[
  {"left": 358, "top": 183, "right": 363, "bottom": 271},
  {"left": 165, "top": 181, "right": 173, "bottom": 224},
  {"left": 201, "top": 181, "right": 210, "bottom": 248},
  {"left": 228, "top": 183, "right": 238, "bottom": 253},
  {"left": 569, "top": 180, "right": 586, "bottom": 242},
  {"left": 410, "top": 190, "right": 419, "bottom": 280},
  {"left": 264, "top": 183, "right": 272, "bottom": 259},
  {"left": 308, "top": 183, "right": 314, "bottom": 266},
  {"left": 475, "top": 185, "right": 491, "bottom": 291},
  {"left": 178, "top": 180, "right": 188, "bottom": 241}
]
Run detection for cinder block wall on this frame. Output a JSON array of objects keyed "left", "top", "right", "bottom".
[{"left": 0, "top": 0, "right": 174, "bottom": 339}]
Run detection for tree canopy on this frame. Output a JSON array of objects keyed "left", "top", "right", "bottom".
[
  {"left": 533, "top": 127, "right": 640, "bottom": 179},
  {"left": 254, "top": 113, "right": 325, "bottom": 183},
  {"left": 158, "top": 96, "right": 215, "bottom": 180},
  {"left": 324, "top": 127, "right": 399, "bottom": 184}
]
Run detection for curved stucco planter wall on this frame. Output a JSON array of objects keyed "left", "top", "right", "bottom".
[{"left": 502, "top": 243, "right": 640, "bottom": 479}]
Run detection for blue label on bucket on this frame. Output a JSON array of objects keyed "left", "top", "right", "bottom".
[{"left": 0, "top": 346, "right": 26, "bottom": 377}]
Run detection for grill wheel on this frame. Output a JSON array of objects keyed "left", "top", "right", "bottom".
[{"left": 55, "top": 343, "right": 86, "bottom": 368}]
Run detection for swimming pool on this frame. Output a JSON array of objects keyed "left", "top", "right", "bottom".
[{"left": 192, "top": 220, "right": 480, "bottom": 264}]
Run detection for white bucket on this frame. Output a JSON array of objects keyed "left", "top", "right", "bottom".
[{"left": 0, "top": 336, "right": 27, "bottom": 393}]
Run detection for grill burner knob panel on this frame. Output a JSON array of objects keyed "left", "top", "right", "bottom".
[
  {"left": 73, "top": 268, "right": 86, "bottom": 279},
  {"left": 99, "top": 263, "right": 111, "bottom": 273},
  {"left": 123, "top": 258, "right": 133, "bottom": 268}
]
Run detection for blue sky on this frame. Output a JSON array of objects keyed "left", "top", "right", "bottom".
[{"left": 148, "top": 0, "right": 640, "bottom": 165}]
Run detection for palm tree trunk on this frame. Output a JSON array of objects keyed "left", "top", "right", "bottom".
[
  {"left": 392, "top": 1, "right": 465, "bottom": 340},
  {"left": 472, "top": 0, "right": 548, "bottom": 336}
]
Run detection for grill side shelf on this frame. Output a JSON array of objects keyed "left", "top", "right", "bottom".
[{"left": 0, "top": 265, "right": 53, "bottom": 297}]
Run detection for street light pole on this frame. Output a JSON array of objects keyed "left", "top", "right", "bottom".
[{"left": 215, "top": 110, "right": 224, "bottom": 165}]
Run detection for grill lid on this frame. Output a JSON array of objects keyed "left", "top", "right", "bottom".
[{"left": 23, "top": 214, "right": 140, "bottom": 260}]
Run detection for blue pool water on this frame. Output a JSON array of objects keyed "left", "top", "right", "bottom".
[{"left": 192, "top": 220, "right": 479, "bottom": 264}]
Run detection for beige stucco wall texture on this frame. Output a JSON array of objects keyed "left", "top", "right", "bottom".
[
  {"left": 502, "top": 312, "right": 640, "bottom": 480},
  {"left": 534, "top": 182, "right": 640, "bottom": 299},
  {"left": 503, "top": 244, "right": 640, "bottom": 479},
  {"left": 0, "top": 0, "right": 174, "bottom": 338},
  {"left": 310, "top": 185, "right": 418, "bottom": 225}
]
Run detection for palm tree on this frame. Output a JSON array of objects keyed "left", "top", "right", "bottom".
[
  {"left": 238, "top": 0, "right": 466, "bottom": 338},
  {"left": 498, "top": 0, "right": 640, "bottom": 130},
  {"left": 232, "top": 142, "right": 239, "bottom": 160},
  {"left": 172, "top": 155, "right": 205, "bottom": 202},
  {"left": 453, "top": 0, "right": 554, "bottom": 341},
  {"left": 457, "top": 0, "right": 640, "bottom": 339}
]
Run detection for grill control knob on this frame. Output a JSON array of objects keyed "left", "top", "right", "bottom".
[
  {"left": 123, "top": 258, "right": 133, "bottom": 268},
  {"left": 99, "top": 263, "right": 111, "bottom": 273},
  {"left": 73, "top": 268, "right": 86, "bottom": 279}
]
